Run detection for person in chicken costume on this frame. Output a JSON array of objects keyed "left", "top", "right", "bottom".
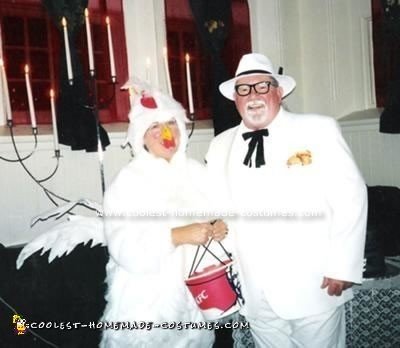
[{"left": 100, "top": 84, "right": 227, "bottom": 348}]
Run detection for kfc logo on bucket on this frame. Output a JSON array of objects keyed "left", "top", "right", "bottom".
[
  {"left": 186, "top": 260, "right": 242, "bottom": 320},
  {"left": 195, "top": 290, "right": 209, "bottom": 305}
]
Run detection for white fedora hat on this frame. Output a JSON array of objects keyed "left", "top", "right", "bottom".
[{"left": 219, "top": 53, "right": 296, "bottom": 100}]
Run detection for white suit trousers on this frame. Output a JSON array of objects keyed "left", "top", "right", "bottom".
[{"left": 245, "top": 296, "right": 346, "bottom": 348}]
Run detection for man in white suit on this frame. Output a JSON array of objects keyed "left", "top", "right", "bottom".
[{"left": 206, "top": 53, "right": 368, "bottom": 347}]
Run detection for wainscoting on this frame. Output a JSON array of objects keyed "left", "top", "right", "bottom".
[{"left": 339, "top": 109, "right": 400, "bottom": 188}]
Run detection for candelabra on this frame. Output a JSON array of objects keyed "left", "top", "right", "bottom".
[
  {"left": 0, "top": 59, "right": 117, "bottom": 220},
  {"left": 0, "top": 8, "right": 120, "bottom": 214}
]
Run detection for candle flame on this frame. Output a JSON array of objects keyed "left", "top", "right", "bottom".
[
  {"left": 163, "top": 47, "right": 167, "bottom": 56},
  {"left": 185, "top": 53, "right": 190, "bottom": 62},
  {"left": 50, "top": 89, "right": 55, "bottom": 98},
  {"left": 84, "top": 8, "right": 89, "bottom": 17},
  {"left": 105, "top": 16, "right": 110, "bottom": 25},
  {"left": 0, "top": 58, "right": 3, "bottom": 67},
  {"left": 62, "top": 17, "right": 67, "bottom": 27},
  {"left": 24, "top": 64, "right": 29, "bottom": 74}
]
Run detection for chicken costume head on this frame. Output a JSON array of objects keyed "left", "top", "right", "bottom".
[{"left": 125, "top": 81, "right": 191, "bottom": 157}]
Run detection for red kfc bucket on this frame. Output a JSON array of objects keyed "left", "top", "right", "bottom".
[{"left": 185, "top": 241, "right": 242, "bottom": 320}]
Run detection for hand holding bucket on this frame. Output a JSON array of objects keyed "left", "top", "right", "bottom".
[{"left": 185, "top": 238, "right": 244, "bottom": 320}]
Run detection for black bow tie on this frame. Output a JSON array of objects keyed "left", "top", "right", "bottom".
[{"left": 242, "top": 129, "right": 269, "bottom": 168}]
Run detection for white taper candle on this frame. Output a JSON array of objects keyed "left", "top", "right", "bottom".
[
  {"left": 185, "top": 53, "right": 194, "bottom": 114},
  {"left": 49, "top": 89, "right": 60, "bottom": 153},
  {"left": 84, "top": 9, "right": 95, "bottom": 76},
  {"left": 62, "top": 17, "right": 73, "bottom": 84},
  {"left": 105, "top": 16, "right": 116, "bottom": 83},
  {"left": 24, "top": 64, "right": 37, "bottom": 129}
]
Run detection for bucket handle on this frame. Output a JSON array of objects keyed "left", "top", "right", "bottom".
[{"left": 188, "top": 221, "right": 232, "bottom": 278}]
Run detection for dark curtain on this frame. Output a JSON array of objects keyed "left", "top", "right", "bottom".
[
  {"left": 188, "top": 0, "right": 241, "bottom": 136},
  {"left": 41, "top": 0, "right": 110, "bottom": 151},
  {"left": 379, "top": 0, "right": 400, "bottom": 134}
]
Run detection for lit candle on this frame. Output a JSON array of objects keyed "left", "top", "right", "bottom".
[
  {"left": 185, "top": 53, "right": 194, "bottom": 114},
  {"left": 61, "top": 17, "right": 73, "bottom": 84},
  {"left": 0, "top": 58, "right": 12, "bottom": 122},
  {"left": 163, "top": 47, "right": 173, "bottom": 97},
  {"left": 24, "top": 64, "right": 37, "bottom": 129},
  {"left": 145, "top": 57, "right": 151, "bottom": 84},
  {"left": 105, "top": 16, "right": 116, "bottom": 83},
  {"left": 84, "top": 8, "right": 95, "bottom": 76},
  {"left": 49, "top": 89, "right": 60, "bottom": 153}
]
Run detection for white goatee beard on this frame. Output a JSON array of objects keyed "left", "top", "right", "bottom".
[{"left": 244, "top": 100, "right": 267, "bottom": 123}]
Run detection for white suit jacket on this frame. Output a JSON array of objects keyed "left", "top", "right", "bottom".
[{"left": 206, "top": 108, "right": 368, "bottom": 320}]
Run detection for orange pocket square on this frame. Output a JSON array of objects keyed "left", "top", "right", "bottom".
[{"left": 287, "top": 150, "right": 312, "bottom": 166}]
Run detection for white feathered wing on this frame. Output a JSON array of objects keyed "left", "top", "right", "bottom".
[{"left": 16, "top": 202, "right": 105, "bottom": 270}]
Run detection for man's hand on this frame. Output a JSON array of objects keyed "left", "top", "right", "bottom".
[{"left": 321, "top": 277, "right": 353, "bottom": 296}]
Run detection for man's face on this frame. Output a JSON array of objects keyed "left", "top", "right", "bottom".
[
  {"left": 234, "top": 74, "right": 283, "bottom": 130},
  {"left": 143, "top": 119, "right": 180, "bottom": 161}
]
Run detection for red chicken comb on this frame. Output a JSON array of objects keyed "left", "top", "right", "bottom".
[{"left": 140, "top": 93, "right": 158, "bottom": 109}]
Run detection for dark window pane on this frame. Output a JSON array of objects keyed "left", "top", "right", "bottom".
[
  {"left": 182, "top": 32, "right": 195, "bottom": 52},
  {"left": 170, "top": 58, "right": 181, "bottom": 83},
  {"left": 3, "top": 16, "right": 25, "bottom": 46},
  {"left": 32, "top": 81, "right": 50, "bottom": 110},
  {"left": 9, "top": 81, "right": 27, "bottom": 111},
  {"left": 174, "top": 84, "right": 184, "bottom": 102},
  {"left": 167, "top": 31, "right": 180, "bottom": 56},
  {"left": 95, "top": 52, "right": 108, "bottom": 80},
  {"left": 93, "top": 23, "right": 107, "bottom": 51},
  {"left": 30, "top": 51, "right": 50, "bottom": 79},
  {"left": 28, "top": 18, "right": 47, "bottom": 47},
  {"left": 5, "top": 48, "right": 25, "bottom": 78},
  {"left": 97, "top": 82, "right": 114, "bottom": 108}
]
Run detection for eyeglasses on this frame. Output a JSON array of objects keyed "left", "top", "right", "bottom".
[
  {"left": 234, "top": 81, "right": 278, "bottom": 96},
  {"left": 147, "top": 119, "right": 178, "bottom": 133}
]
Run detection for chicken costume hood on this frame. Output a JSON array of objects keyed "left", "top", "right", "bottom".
[{"left": 124, "top": 81, "right": 191, "bottom": 157}]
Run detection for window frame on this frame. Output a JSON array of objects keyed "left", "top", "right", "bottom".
[
  {"left": 0, "top": 0, "right": 129, "bottom": 126},
  {"left": 164, "top": 0, "right": 251, "bottom": 121}
]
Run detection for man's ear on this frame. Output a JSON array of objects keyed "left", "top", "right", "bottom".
[{"left": 278, "top": 86, "right": 284, "bottom": 98}]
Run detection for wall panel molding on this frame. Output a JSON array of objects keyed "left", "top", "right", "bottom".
[
  {"left": 326, "top": 0, "right": 338, "bottom": 107},
  {"left": 360, "top": 16, "right": 376, "bottom": 109}
]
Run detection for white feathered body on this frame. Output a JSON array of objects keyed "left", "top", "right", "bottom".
[{"left": 100, "top": 151, "right": 215, "bottom": 348}]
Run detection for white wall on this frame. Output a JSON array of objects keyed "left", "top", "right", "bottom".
[
  {"left": 247, "top": 0, "right": 374, "bottom": 117},
  {"left": 122, "top": 0, "right": 169, "bottom": 93},
  {"left": 247, "top": 0, "right": 304, "bottom": 112},
  {"left": 340, "top": 111, "right": 400, "bottom": 187},
  {"left": 296, "top": 0, "right": 374, "bottom": 117}
]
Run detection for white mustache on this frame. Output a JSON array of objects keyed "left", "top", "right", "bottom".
[{"left": 245, "top": 100, "right": 266, "bottom": 110}]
